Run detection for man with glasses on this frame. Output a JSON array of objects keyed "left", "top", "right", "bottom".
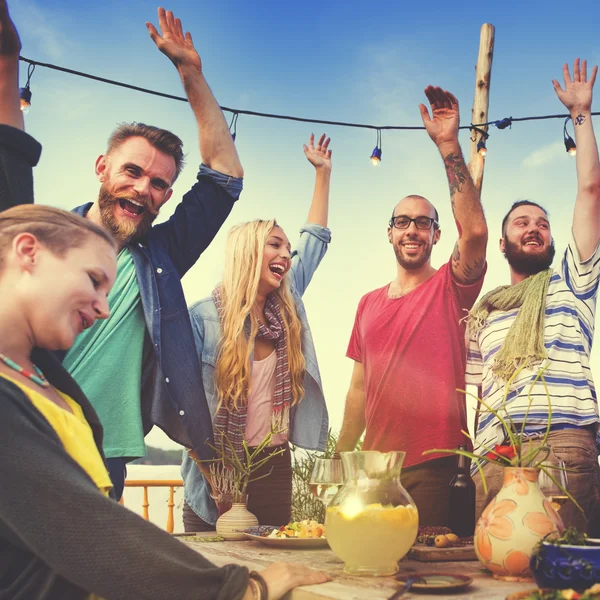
[{"left": 336, "top": 86, "right": 488, "bottom": 527}]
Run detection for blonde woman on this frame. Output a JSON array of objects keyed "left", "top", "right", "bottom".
[{"left": 183, "top": 134, "right": 332, "bottom": 530}]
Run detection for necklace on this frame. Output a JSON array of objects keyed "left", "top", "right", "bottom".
[{"left": 0, "top": 352, "right": 49, "bottom": 388}]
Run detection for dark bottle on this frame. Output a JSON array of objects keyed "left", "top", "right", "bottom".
[{"left": 448, "top": 445, "right": 476, "bottom": 537}]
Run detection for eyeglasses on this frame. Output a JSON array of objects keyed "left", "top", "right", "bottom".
[{"left": 389, "top": 216, "right": 439, "bottom": 230}]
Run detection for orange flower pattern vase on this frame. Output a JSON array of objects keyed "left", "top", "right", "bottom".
[{"left": 474, "top": 467, "right": 564, "bottom": 581}]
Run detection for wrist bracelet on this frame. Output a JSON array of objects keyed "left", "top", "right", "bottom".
[{"left": 249, "top": 571, "right": 268, "bottom": 600}]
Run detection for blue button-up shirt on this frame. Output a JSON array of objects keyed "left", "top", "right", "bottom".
[{"left": 72, "top": 164, "right": 242, "bottom": 460}]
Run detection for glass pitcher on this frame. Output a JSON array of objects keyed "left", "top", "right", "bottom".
[{"left": 325, "top": 451, "right": 418, "bottom": 576}]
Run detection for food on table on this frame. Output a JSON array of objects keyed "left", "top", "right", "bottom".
[
  {"left": 416, "top": 526, "right": 472, "bottom": 548},
  {"left": 515, "top": 584, "right": 600, "bottom": 599},
  {"left": 264, "top": 520, "right": 326, "bottom": 539},
  {"left": 326, "top": 502, "right": 419, "bottom": 575}
]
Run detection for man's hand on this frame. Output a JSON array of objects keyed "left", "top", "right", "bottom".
[
  {"left": 0, "top": 0, "right": 21, "bottom": 58},
  {"left": 303, "top": 133, "right": 332, "bottom": 171},
  {"left": 553, "top": 58, "right": 597, "bottom": 114},
  {"left": 419, "top": 86, "right": 460, "bottom": 149},
  {"left": 146, "top": 7, "right": 202, "bottom": 72}
]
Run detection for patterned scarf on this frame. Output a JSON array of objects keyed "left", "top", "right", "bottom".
[
  {"left": 212, "top": 286, "right": 292, "bottom": 461},
  {"left": 467, "top": 269, "right": 552, "bottom": 381}
]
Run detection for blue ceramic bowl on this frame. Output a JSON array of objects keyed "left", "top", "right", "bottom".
[{"left": 530, "top": 541, "right": 600, "bottom": 590}]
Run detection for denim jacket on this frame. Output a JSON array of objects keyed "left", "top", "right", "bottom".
[
  {"left": 72, "top": 165, "right": 242, "bottom": 461},
  {"left": 182, "top": 222, "right": 331, "bottom": 524}
]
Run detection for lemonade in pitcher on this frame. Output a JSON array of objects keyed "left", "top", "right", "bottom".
[{"left": 325, "top": 451, "right": 418, "bottom": 576}]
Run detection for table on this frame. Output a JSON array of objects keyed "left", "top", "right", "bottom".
[{"left": 180, "top": 535, "right": 537, "bottom": 599}]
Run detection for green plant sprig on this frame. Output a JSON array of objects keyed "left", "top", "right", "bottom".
[{"left": 425, "top": 368, "right": 578, "bottom": 511}]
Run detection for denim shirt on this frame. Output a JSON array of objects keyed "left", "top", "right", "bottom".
[
  {"left": 72, "top": 165, "right": 242, "bottom": 461},
  {"left": 182, "top": 222, "right": 331, "bottom": 524}
]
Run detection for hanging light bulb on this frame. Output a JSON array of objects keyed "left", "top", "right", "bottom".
[
  {"left": 370, "top": 146, "right": 382, "bottom": 166},
  {"left": 564, "top": 117, "right": 576, "bottom": 156},
  {"left": 229, "top": 112, "right": 238, "bottom": 142},
  {"left": 370, "top": 129, "right": 382, "bottom": 166},
  {"left": 19, "top": 86, "right": 32, "bottom": 114},
  {"left": 477, "top": 137, "right": 487, "bottom": 157},
  {"left": 20, "top": 63, "right": 36, "bottom": 115}
]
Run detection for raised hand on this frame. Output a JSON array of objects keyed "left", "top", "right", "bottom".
[
  {"left": 419, "top": 86, "right": 460, "bottom": 148},
  {"left": 303, "top": 133, "right": 332, "bottom": 170},
  {"left": 0, "top": 0, "right": 21, "bottom": 58},
  {"left": 553, "top": 58, "right": 597, "bottom": 114},
  {"left": 146, "top": 7, "right": 202, "bottom": 72}
]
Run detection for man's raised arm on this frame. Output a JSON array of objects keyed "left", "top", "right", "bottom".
[
  {"left": 147, "top": 8, "right": 243, "bottom": 178},
  {"left": 553, "top": 58, "right": 600, "bottom": 260},
  {"left": 0, "top": 0, "right": 22, "bottom": 130},
  {"left": 419, "top": 86, "right": 487, "bottom": 284}
]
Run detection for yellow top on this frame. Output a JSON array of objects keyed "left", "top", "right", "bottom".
[{"left": 0, "top": 373, "right": 113, "bottom": 495}]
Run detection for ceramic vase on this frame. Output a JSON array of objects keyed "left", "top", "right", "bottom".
[
  {"left": 474, "top": 467, "right": 564, "bottom": 581},
  {"left": 215, "top": 500, "right": 258, "bottom": 541}
]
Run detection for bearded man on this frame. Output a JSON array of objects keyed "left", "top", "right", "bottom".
[
  {"left": 466, "top": 59, "right": 600, "bottom": 536},
  {"left": 336, "top": 86, "right": 488, "bottom": 527},
  {"left": 62, "top": 8, "right": 243, "bottom": 499}
]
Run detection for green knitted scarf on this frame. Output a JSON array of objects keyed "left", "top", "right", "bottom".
[{"left": 467, "top": 269, "right": 552, "bottom": 381}]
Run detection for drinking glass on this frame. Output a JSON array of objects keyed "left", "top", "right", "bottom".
[
  {"left": 539, "top": 459, "right": 569, "bottom": 511},
  {"left": 309, "top": 458, "right": 344, "bottom": 507}
]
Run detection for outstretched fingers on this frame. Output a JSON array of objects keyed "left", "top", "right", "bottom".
[
  {"left": 590, "top": 65, "right": 598, "bottom": 87},
  {"left": 419, "top": 103, "right": 431, "bottom": 125}
]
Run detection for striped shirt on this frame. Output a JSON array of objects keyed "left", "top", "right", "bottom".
[{"left": 466, "top": 234, "right": 600, "bottom": 461}]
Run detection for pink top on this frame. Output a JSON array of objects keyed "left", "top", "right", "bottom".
[{"left": 245, "top": 350, "right": 286, "bottom": 447}]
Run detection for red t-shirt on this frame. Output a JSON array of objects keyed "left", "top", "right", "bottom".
[{"left": 347, "top": 261, "right": 484, "bottom": 467}]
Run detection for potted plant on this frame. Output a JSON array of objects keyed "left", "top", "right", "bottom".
[
  {"left": 425, "top": 367, "right": 579, "bottom": 581},
  {"left": 193, "top": 428, "right": 285, "bottom": 540}
]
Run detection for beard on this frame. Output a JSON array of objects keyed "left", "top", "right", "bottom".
[
  {"left": 503, "top": 235, "right": 556, "bottom": 276},
  {"left": 393, "top": 237, "right": 434, "bottom": 270},
  {"left": 97, "top": 184, "right": 157, "bottom": 245}
]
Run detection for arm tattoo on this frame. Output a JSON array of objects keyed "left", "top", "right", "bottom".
[
  {"left": 451, "top": 242, "right": 461, "bottom": 269},
  {"left": 444, "top": 153, "right": 468, "bottom": 198},
  {"left": 452, "top": 242, "right": 485, "bottom": 283},
  {"left": 575, "top": 113, "right": 586, "bottom": 126},
  {"left": 461, "top": 256, "right": 486, "bottom": 283}
]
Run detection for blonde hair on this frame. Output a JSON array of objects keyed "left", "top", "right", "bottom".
[
  {"left": 214, "top": 219, "right": 305, "bottom": 412},
  {"left": 0, "top": 204, "right": 116, "bottom": 270}
]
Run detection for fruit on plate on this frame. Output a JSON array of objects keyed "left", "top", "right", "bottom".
[{"left": 265, "top": 520, "right": 326, "bottom": 539}]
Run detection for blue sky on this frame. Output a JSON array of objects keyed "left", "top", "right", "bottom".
[{"left": 13, "top": 0, "right": 600, "bottom": 449}]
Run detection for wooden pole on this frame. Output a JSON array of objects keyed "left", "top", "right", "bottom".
[{"left": 468, "top": 24, "right": 495, "bottom": 193}]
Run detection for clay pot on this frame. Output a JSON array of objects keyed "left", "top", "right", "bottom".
[
  {"left": 216, "top": 501, "right": 258, "bottom": 541},
  {"left": 474, "top": 467, "right": 564, "bottom": 581}
]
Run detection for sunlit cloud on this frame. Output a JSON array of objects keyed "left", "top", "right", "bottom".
[
  {"left": 12, "top": 0, "right": 72, "bottom": 60},
  {"left": 522, "top": 141, "right": 565, "bottom": 168}
]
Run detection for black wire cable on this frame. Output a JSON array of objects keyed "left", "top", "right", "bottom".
[{"left": 19, "top": 55, "right": 600, "bottom": 132}]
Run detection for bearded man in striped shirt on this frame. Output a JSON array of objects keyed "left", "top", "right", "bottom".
[{"left": 466, "top": 59, "right": 600, "bottom": 536}]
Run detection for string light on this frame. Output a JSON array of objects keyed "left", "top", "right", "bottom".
[
  {"left": 370, "top": 129, "right": 382, "bottom": 166},
  {"left": 16, "top": 56, "right": 600, "bottom": 160},
  {"left": 20, "top": 63, "right": 35, "bottom": 114},
  {"left": 563, "top": 117, "right": 576, "bottom": 156}
]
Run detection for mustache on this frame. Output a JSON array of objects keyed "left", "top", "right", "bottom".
[{"left": 100, "top": 190, "right": 159, "bottom": 216}]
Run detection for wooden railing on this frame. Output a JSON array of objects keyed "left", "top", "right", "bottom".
[{"left": 119, "top": 479, "right": 183, "bottom": 533}]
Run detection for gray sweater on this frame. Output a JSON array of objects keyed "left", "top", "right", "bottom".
[{"left": 0, "top": 126, "right": 249, "bottom": 600}]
